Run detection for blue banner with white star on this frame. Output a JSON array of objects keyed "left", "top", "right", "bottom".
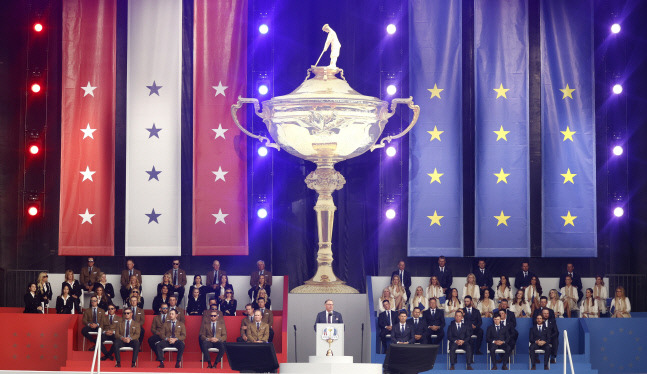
[
  {"left": 474, "top": 0, "right": 530, "bottom": 257},
  {"left": 408, "top": 0, "right": 463, "bottom": 257},
  {"left": 541, "top": 0, "right": 597, "bottom": 257}
]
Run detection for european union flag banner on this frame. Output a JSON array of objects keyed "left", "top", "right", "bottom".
[
  {"left": 541, "top": 0, "right": 597, "bottom": 257},
  {"left": 474, "top": 0, "right": 530, "bottom": 257},
  {"left": 408, "top": 0, "right": 463, "bottom": 257}
]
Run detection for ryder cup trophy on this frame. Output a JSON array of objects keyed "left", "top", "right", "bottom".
[{"left": 231, "top": 25, "right": 420, "bottom": 293}]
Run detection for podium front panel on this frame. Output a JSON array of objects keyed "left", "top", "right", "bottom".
[{"left": 315, "top": 323, "right": 344, "bottom": 356}]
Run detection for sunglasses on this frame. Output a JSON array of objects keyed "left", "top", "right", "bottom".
[
  {"left": 124, "top": 312, "right": 132, "bottom": 315},
  {"left": 108, "top": 308, "right": 115, "bottom": 310},
  {"left": 161, "top": 307, "right": 168, "bottom": 310},
  {"left": 210, "top": 315, "right": 218, "bottom": 317},
  {"left": 173, "top": 262, "right": 179, "bottom": 265}
]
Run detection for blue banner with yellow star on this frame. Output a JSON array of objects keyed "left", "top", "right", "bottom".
[
  {"left": 541, "top": 0, "right": 597, "bottom": 257},
  {"left": 408, "top": 0, "right": 463, "bottom": 256},
  {"left": 474, "top": 0, "right": 530, "bottom": 257}
]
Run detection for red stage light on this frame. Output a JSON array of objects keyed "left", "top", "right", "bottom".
[
  {"left": 34, "top": 23, "right": 43, "bottom": 32},
  {"left": 27, "top": 206, "right": 39, "bottom": 216},
  {"left": 31, "top": 83, "right": 41, "bottom": 93},
  {"left": 29, "top": 144, "right": 40, "bottom": 155}
]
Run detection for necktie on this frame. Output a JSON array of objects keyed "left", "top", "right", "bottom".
[
  {"left": 432, "top": 309, "right": 435, "bottom": 316},
  {"left": 387, "top": 311, "right": 391, "bottom": 325},
  {"left": 250, "top": 316, "right": 253, "bottom": 322},
  {"left": 93, "top": 308, "right": 97, "bottom": 323},
  {"left": 125, "top": 320, "right": 130, "bottom": 338},
  {"left": 400, "top": 271, "right": 403, "bottom": 280},
  {"left": 133, "top": 307, "right": 136, "bottom": 315},
  {"left": 257, "top": 322, "right": 260, "bottom": 329},
  {"left": 328, "top": 313, "right": 332, "bottom": 323},
  {"left": 172, "top": 322, "right": 176, "bottom": 338},
  {"left": 214, "top": 271, "right": 217, "bottom": 282},
  {"left": 129, "top": 269, "right": 132, "bottom": 277},
  {"left": 457, "top": 323, "right": 461, "bottom": 329},
  {"left": 173, "top": 270, "right": 178, "bottom": 285},
  {"left": 496, "top": 325, "right": 500, "bottom": 333},
  {"left": 401, "top": 324, "right": 404, "bottom": 333},
  {"left": 524, "top": 272, "right": 528, "bottom": 277},
  {"left": 503, "top": 320, "right": 506, "bottom": 326},
  {"left": 441, "top": 267, "right": 444, "bottom": 273},
  {"left": 162, "top": 314, "right": 166, "bottom": 323},
  {"left": 89, "top": 267, "right": 93, "bottom": 274},
  {"left": 414, "top": 319, "right": 418, "bottom": 327},
  {"left": 110, "top": 315, "right": 113, "bottom": 324},
  {"left": 538, "top": 326, "right": 542, "bottom": 332},
  {"left": 569, "top": 272, "right": 573, "bottom": 277},
  {"left": 212, "top": 322, "right": 216, "bottom": 337}
]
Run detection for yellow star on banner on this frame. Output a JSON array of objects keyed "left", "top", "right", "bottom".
[
  {"left": 494, "top": 211, "right": 510, "bottom": 226},
  {"left": 561, "top": 168, "right": 577, "bottom": 184},
  {"left": 493, "top": 83, "right": 510, "bottom": 99},
  {"left": 560, "top": 84, "right": 576, "bottom": 99},
  {"left": 427, "top": 126, "right": 444, "bottom": 142},
  {"left": 493, "top": 125, "right": 510, "bottom": 141},
  {"left": 561, "top": 126, "right": 576, "bottom": 142},
  {"left": 427, "top": 211, "right": 444, "bottom": 226},
  {"left": 427, "top": 84, "right": 444, "bottom": 99},
  {"left": 561, "top": 211, "right": 577, "bottom": 226},
  {"left": 494, "top": 168, "right": 510, "bottom": 184},
  {"left": 427, "top": 168, "right": 444, "bottom": 184}
]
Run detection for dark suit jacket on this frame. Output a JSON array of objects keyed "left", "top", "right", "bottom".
[
  {"left": 493, "top": 308, "right": 517, "bottom": 328},
  {"left": 543, "top": 319, "right": 559, "bottom": 341},
  {"left": 486, "top": 324, "right": 510, "bottom": 346},
  {"left": 558, "top": 273, "right": 583, "bottom": 301},
  {"left": 378, "top": 310, "right": 398, "bottom": 337},
  {"left": 406, "top": 317, "right": 428, "bottom": 342},
  {"left": 120, "top": 269, "right": 143, "bottom": 288},
  {"left": 24, "top": 292, "right": 42, "bottom": 313},
  {"left": 391, "top": 270, "right": 412, "bottom": 291},
  {"left": 315, "top": 310, "right": 343, "bottom": 324},
  {"left": 447, "top": 321, "right": 471, "bottom": 344},
  {"left": 532, "top": 308, "right": 555, "bottom": 322},
  {"left": 392, "top": 323, "right": 415, "bottom": 344},
  {"left": 187, "top": 295, "right": 207, "bottom": 315},
  {"left": 152, "top": 295, "right": 170, "bottom": 314},
  {"left": 529, "top": 324, "right": 550, "bottom": 344},
  {"left": 422, "top": 308, "right": 446, "bottom": 329},
  {"left": 37, "top": 282, "right": 53, "bottom": 303},
  {"left": 463, "top": 306, "right": 483, "bottom": 330},
  {"left": 514, "top": 270, "right": 536, "bottom": 290},
  {"left": 165, "top": 268, "right": 188, "bottom": 287},
  {"left": 475, "top": 268, "right": 494, "bottom": 295},
  {"left": 61, "top": 280, "right": 83, "bottom": 298},
  {"left": 248, "top": 284, "right": 272, "bottom": 301},
  {"left": 56, "top": 296, "right": 80, "bottom": 314},
  {"left": 102, "top": 283, "right": 115, "bottom": 299},
  {"left": 250, "top": 270, "right": 272, "bottom": 287},
  {"left": 431, "top": 266, "right": 453, "bottom": 295}
]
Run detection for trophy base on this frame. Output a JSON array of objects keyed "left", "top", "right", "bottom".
[{"left": 290, "top": 280, "right": 359, "bottom": 294}]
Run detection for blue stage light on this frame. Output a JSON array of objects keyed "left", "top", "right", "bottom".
[
  {"left": 258, "top": 84, "right": 269, "bottom": 95},
  {"left": 386, "top": 24, "right": 396, "bottom": 35},
  {"left": 258, "top": 146, "right": 268, "bottom": 157},
  {"left": 386, "top": 84, "right": 397, "bottom": 96},
  {"left": 612, "top": 145, "right": 623, "bottom": 156},
  {"left": 612, "top": 84, "right": 623, "bottom": 94},
  {"left": 257, "top": 208, "right": 268, "bottom": 219},
  {"left": 259, "top": 24, "right": 269, "bottom": 34},
  {"left": 611, "top": 23, "right": 621, "bottom": 34},
  {"left": 385, "top": 208, "right": 396, "bottom": 219},
  {"left": 386, "top": 146, "right": 397, "bottom": 157},
  {"left": 613, "top": 207, "right": 624, "bottom": 217}
]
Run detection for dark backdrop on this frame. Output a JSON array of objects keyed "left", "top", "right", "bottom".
[{"left": 1, "top": 0, "right": 646, "bottom": 301}]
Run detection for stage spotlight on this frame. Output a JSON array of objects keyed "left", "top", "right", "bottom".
[
  {"left": 385, "top": 208, "right": 396, "bottom": 219},
  {"left": 257, "top": 208, "right": 268, "bottom": 219},
  {"left": 259, "top": 24, "right": 269, "bottom": 34},
  {"left": 386, "top": 84, "right": 397, "bottom": 96},
  {"left": 33, "top": 23, "right": 43, "bottom": 32},
  {"left": 386, "top": 146, "right": 397, "bottom": 157},
  {"left": 613, "top": 207, "right": 624, "bottom": 217},
  {"left": 28, "top": 144, "right": 40, "bottom": 155},
  {"left": 28, "top": 206, "right": 39, "bottom": 216},
  {"left": 258, "top": 84, "right": 269, "bottom": 95},
  {"left": 611, "top": 23, "right": 621, "bottom": 34},
  {"left": 612, "top": 145, "right": 623, "bottom": 156},
  {"left": 31, "top": 83, "right": 41, "bottom": 93},
  {"left": 386, "top": 24, "right": 397, "bottom": 35},
  {"left": 258, "top": 146, "right": 268, "bottom": 157},
  {"left": 612, "top": 84, "right": 623, "bottom": 94}
]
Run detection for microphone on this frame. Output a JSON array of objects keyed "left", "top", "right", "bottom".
[{"left": 293, "top": 324, "right": 297, "bottom": 331}]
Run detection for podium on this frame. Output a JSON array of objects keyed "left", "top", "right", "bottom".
[{"left": 315, "top": 323, "right": 345, "bottom": 356}]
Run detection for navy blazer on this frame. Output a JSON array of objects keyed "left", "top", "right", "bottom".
[
  {"left": 514, "top": 271, "right": 537, "bottom": 290},
  {"left": 392, "top": 323, "right": 415, "bottom": 344},
  {"left": 315, "top": 310, "right": 343, "bottom": 329},
  {"left": 431, "top": 266, "right": 453, "bottom": 293},
  {"left": 475, "top": 268, "right": 494, "bottom": 289},
  {"left": 532, "top": 307, "right": 555, "bottom": 322},
  {"left": 493, "top": 308, "right": 517, "bottom": 328},
  {"left": 463, "top": 306, "right": 482, "bottom": 330},
  {"left": 447, "top": 321, "right": 471, "bottom": 344},
  {"left": 529, "top": 324, "right": 551, "bottom": 344},
  {"left": 407, "top": 317, "right": 428, "bottom": 337},
  {"left": 391, "top": 270, "right": 412, "bottom": 290},
  {"left": 378, "top": 310, "right": 398, "bottom": 336},
  {"left": 486, "top": 324, "right": 510, "bottom": 345},
  {"left": 422, "top": 307, "right": 445, "bottom": 328},
  {"left": 543, "top": 319, "right": 559, "bottom": 341}
]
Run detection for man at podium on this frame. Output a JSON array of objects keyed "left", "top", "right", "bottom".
[{"left": 315, "top": 299, "right": 343, "bottom": 326}]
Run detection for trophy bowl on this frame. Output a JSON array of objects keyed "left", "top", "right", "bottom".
[{"left": 232, "top": 66, "right": 419, "bottom": 293}]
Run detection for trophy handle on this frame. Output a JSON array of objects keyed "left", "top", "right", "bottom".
[
  {"left": 370, "top": 96, "right": 420, "bottom": 151},
  {"left": 230, "top": 96, "right": 281, "bottom": 150}
]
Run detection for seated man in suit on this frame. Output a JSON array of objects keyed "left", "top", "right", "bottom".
[
  {"left": 237, "top": 304, "right": 256, "bottom": 342},
  {"left": 257, "top": 297, "right": 274, "bottom": 342},
  {"left": 447, "top": 310, "right": 474, "bottom": 370},
  {"left": 475, "top": 259, "right": 494, "bottom": 299},
  {"left": 100, "top": 304, "right": 121, "bottom": 361},
  {"left": 168, "top": 295, "right": 186, "bottom": 323},
  {"left": 113, "top": 307, "right": 140, "bottom": 368},
  {"left": 314, "top": 299, "right": 343, "bottom": 330},
  {"left": 514, "top": 261, "right": 536, "bottom": 293},
  {"left": 493, "top": 299, "right": 517, "bottom": 330},
  {"left": 532, "top": 298, "right": 556, "bottom": 321},
  {"left": 80, "top": 257, "right": 101, "bottom": 292},
  {"left": 206, "top": 259, "right": 225, "bottom": 292},
  {"left": 155, "top": 309, "right": 186, "bottom": 368},
  {"left": 128, "top": 296, "right": 146, "bottom": 345},
  {"left": 392, "top": 311, "right": 415, "bottom": 344},
  {"left": 407, "top": 307, "right": 428, "bottom": 344},
  {"left": 431, "top": 256, "right": 453, "bottom": 299},
  {"left": 463, "top": 296, "right": 483, "bottom": 354},
  {"left": 148, "top": 303, "right": 168, "bottom": 352},
  {"left": 422, "top": 297, "right": 445, "bottom": 345},
  {"left": 82, "top": 296, "right": 105, "bottom": 351},
  {"left": 200, "top": 308, "right": 227, "bottom": 368},
  {"left": 165, "top": 259, "right": 187, "bottom": 305},
  {"left": 378, "top": 300, "right": 398, "bottom": 352},
  {"left": 247, "top": 309, "right": 270, "bottom": 343},
  {"left": 529, "top": 314, "right": 551, "bottom": 370},
  {"left": 498, "top": 309, "right": 518, "bottom": 348},
  {"left": 392, "top": 260, "right": 412, "bottom": 300},
  {"left": 120, "top": 259, "right": 142, "bottom": 303},
  {"left": 486, "top": 315, "right": 511, "bottom": 370},
  {"left": 542, "top": 308, "right": 559, "bottom": 364},
  {"left": 558, "top": 263, "right": 583, "bottom": 301},
  {"left": 250, "top": 260, "right": 272, "bottom": 287}
]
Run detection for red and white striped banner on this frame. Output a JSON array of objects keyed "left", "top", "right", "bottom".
[
  {"left": 59, "top": 0, "right": 116, "bottom": 256},
  {"left": 192, "top": 0, "right": 249, "bottom": 255}
]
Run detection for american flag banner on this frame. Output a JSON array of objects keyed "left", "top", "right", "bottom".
[
  {"left": 474, "top": 0, "right": 530, "bottom": 257},
  {"left": 408, "top": 0, "right": 463, "bottom": 257},
  {"left": 59, "top": 0, "right": 116, "bottom": 256},
  {"left": 541, "top": 0, "right": 597, "bottom": 256}
]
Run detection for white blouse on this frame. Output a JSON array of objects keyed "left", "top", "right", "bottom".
[
  {"left": 547, "top": 299, "right": 565, "bottom": 318},
  {"left": 409, "top": 295, "right": 427, "bottom": 312},
  {"left": 593, "top": 285, "right": 608, "bottom": 313},
  {"left": 610, "top": 297, "right": 631, "bottom": 318},
  {"left": 580, "top": 299, "right": 598, "bottom": 318},
  {"left": 495, "top": 286, "right": 512, "bottom": 304},
  {"left": 477, "top": 299, "right": 495, "bottom": 317},
  {"left": 462, "top": 284, "right": 481, "bottom": 301},
  {"left": 378, "top": 296, "right": 396, "bottom": 312},
  {"left": 444, "top": 299, "right": 462, "bottom": 318},
  {"left": 524, "top": 286, "right": 541, "bottom": 305},
  {"left": 560, "top": 286, "right": 579, "bottom": 310},
  {"left": 510, "top": 302, "right": 532, "bottom": 318},
  {"left": 425, "top": 285, "right": 445, "bottom": 309}
]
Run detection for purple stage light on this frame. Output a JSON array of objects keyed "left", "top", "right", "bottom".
[
  {"left": 612, "top": 84, "right": 623, "bottom": 94},
  {"left": 258, "top": 84, "right": 269, "bottom": 95},
  {"left": 385, "top": 208, "right": 396, "bottom": 219},
  {"left": 613, "top": 207, "right": 624, "bottom": 217},
  {"left": 386, "top": 84, "right": 397, "bottom": 96},
  {"left": 259, "top": 24, "right": 269, "bottom": 34},
  {"left": 386, "top": 24, "right": 397, "bottom": 35},
  {"left": 257, "top": 208, "right": 268, "bottom": 218},
  {"left": 386, "top": 146, "right": 397, "bottom": 157},
  {"left": 612, "top": 145, "right": 623, "bottom": 156},
  {"left": 611, "top": 23, "right": 621, "bottom": 34},
  {"left": 258, "top": 146, "right": 268, "bottom": 157}
]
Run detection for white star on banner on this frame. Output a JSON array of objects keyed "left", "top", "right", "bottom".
[
  {"left": 212, "top": 81, "right": 228, "bottom": 97},
  {"left": 212, "top": 124, "right": 228, "bottom": 140},
  {"left": 81, "top": 81, "right": 97, "bottom": 97},
  {"left": 212, "top": 166, "right": 228, "bottom": 182},
  {"left": 79, "top": 209, "right": 95, "bottom": 224},
  {"left": 212, "top": 209, "right": 229, "bottom": 224},
  {"left": 81, "top": 123, "right": 97, "bottom": 139},
  {"left": 80, "top": 166, "right": 96, "bottom": 182}
]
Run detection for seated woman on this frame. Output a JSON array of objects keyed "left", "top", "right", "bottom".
[
  {"left": 186, "top": 287, "right": 207, "bottom": 315},
  {"left": 252, "top": 288, "right": 272, "bottom": 310},
  {"left": 593, "top": 275, "right": 608, "bottom": 315},
  {"left": 510, "top": 289, "right": 531, "bottom": 318},
  {"left": 36, "top": 272, "right": 53, "bottom": 307},
  {"left": 389, "top": 274, "right": 407, "bottom": 312},
  {"left": 524, "top": 276, "right": 543, "bottom": 314},
  {"left": 219, "top": 289, "right": 237, "bottom": 316},
  {"left": 444, "top": 288, "right": 462, "bottom": 318},
  {"left": 378, "top": 288, "right": 395, "bottom": 312},
  {"left": 123, "top": 275, "right": 142, "bottom": 305},
  {"left": 409, "top": 286, "right": 427, "bottom": 312},
  {"left": 425, "top": 276, "right": 445, "bottom": 309},
  {"left": 24, "top": 282, "right": 43, "bottom": 313},
  {"left": 97, "top": 272, "right": 115, "bottom": 299},
  {"left": 152, "top": 284, "right": 171, "bottom": 314},
  {"left": 610, "top": 286, "right": 631, "bottom": 318},
  {"left": 248, "top": 275, "right": 271, "bottom": 303},
  {"left": 462, "top": 273, "right": 481, "bottom": 301},
  {"left": 157, "top": 273, "right": 173, "bottom": 296},
  {"left": 61, "top": 269, "right": 82, "bottom": 300},
  {"left": 94, "top": 284, "right": 114, "bottom": 312},
  {"left": 216, "top": 274, "right": 234, "bottom": 301},
  {"left": 495, "top": 275, "right": 512, "bottom": 305},
  {"left": 189, "top": 275, "right": 209, "bottom": 297},
  {"left": 560, "top": 275, "right": 579, "bottom": 318},
  {"left": 129, "top": 289, "right": 145, "bottom": 309},
  {"left": 547, "top": 289, "right": 565, "bottom": 318},
  {"left": 56, "top": 283, "right": 80, "bottom": 314},
  {"left": 580, "top": 288, "right": 599, "bottom": 318},
  {"left": 477, "top": 289, "right": 495, "bottom": 318}
]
